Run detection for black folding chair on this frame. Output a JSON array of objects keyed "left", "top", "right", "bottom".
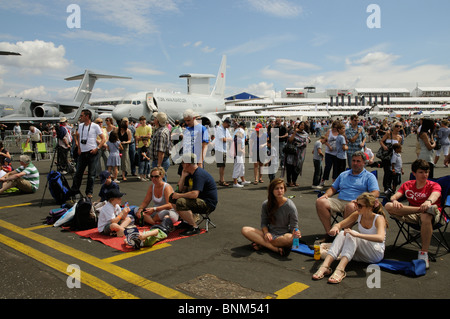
[{"left": 390, "top": 175, "right": 450, "bottom": 259}]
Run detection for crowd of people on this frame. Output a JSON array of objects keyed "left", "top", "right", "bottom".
[{"left": 0, "top": 111, "right": 449, "bottom": 284}]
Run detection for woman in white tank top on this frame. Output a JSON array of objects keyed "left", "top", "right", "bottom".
[
  {"left": 312, "top": 192, "right": 387, "bottom": 284},
  {"left": 134, "top": 167, "right": 179, "bottom": 225}
]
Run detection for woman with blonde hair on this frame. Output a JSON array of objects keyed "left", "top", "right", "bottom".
[
  {"left": 133, "top": 167, "right": 178, "bottom": 225},
  {"left": 312, "top": 192, "right": 387, "bottom": 284},
  {"left": 241, "top": 178, "right": 301, "bottom": 256},
  {"left": 418, "top": 118, "right": 436, "bottom": 178}
]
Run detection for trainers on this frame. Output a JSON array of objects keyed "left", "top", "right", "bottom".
[
  {"left": 181, "top": 227, "right": 200, "bottom": 236},
  {"left": 418, "top": 251, "right": 430, "bottom": 269},
  {"left": 312, "top": 185, "right": 323, "bottom": 189},
  {"left": 319, "top": 180, "right": 325, "bottom": 187},
  {"left": 241, "top": 181, "right": 251, "bottom": 185},
  {"left": 233, "top": 183, "right": 244, "bottom": 188}
]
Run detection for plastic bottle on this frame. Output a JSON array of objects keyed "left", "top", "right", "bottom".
[
  {"left": 292, "top": 228, "right": 299, "bottom": 249},
  {"left": 314, "top": 237, "right": 321, "bottom": 260}
]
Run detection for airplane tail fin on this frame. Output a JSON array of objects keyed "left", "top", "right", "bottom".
[
  {"left": 65, "top": 70, "right": 131, "bottom": 105},
  {"left": 210, "top": 55, "right": 226, "bottom": 98}
]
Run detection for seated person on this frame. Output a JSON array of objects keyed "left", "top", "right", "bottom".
[
  {"left": 312, "top": 193, "right": 387, "bottom": 284},
  {"left": 97, "top": 189, "right": 132, "bottom": 237},
  {"left": 316, "top": 151, "right": 380, "bottom": 241},
  {"left": 124, "top": 215, "right": 174, "bottom": 249},
  {"left": 384, "top": 159, "right": 443, "bottom": 269},
  {"left": 97, "top": 170, "right": 120, "bottom": 202},
  {"left": 170, "top": 153, "right": 218, "bottom": 236},
  {"left": 241, "top": 178, "right": 301, "bottom": 256},
  {"left": 0, "top": 155, "right": 39, "bottom": 194},
  {"left": 133, "top": 167, "right": 178, "bottom": 226}
]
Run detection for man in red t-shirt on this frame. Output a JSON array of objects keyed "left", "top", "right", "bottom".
[{"left": 385, "top": 159, "right": 443, "bottom": 268}]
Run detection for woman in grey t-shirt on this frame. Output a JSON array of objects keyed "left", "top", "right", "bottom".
[{"left": 241, "top": 178, "right": 301, "bottom": 256}]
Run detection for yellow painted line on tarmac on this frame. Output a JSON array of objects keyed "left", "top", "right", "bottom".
[
  {"left": 25, "top": 224, "right": 52, "bottom": 231},
  {"left": 0, "top": 220, "right": 192, "bottom": 299},
  {"left": 267, "top": 282, "right": 310, "bottom": 299},
  {"left": 0, "top": 203, "right": 32, "bottom": 210},
  {"left": 102, "top": 242, "right": 172, "bottom": 263},
  {"left": 0, "top": 233, "right": 138, "bottom": 299}
]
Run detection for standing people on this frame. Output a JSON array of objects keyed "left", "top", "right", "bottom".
[
  {"left": 215, "top": 117, "right": 232, "bottom": 186},
  {"left": 106, "top": 131, "right": 122, "bottom": 183},
  {"left": 345, "top": 115, "right": 366, "bottom": 168},
  {"left": 128, "top": 120, "right": 137, "bottom": 176},
  {"left": 25, "top": 125, "right": 42, "bottom": 161},
  {"left": 274, "top": 118, "right": 288, "bottom": 168},
  {"left": 181, "top": 109, "right": 209, "bottom": 168},
  {"left": 249, "top": 123, "right": 267, "bottom": 185},
  {"left": 70, "top": 109, "right": 106, "bottom": 198},
  {"left": 335, "top": 122, "right": 348, "bottom": 177},
  {"left": 118, "top": 118, "right": 132, "bottom": 181},
  {"left": 135, "top": 116, "right": 152, "bottom": 178},
  {"left": 312, "top": 136, "right": 327, "bottom": 189},
  {"left": 150, "top": 112, "right": 172, "bottom": 181},
  {"left": 285, "top": 121, "right": 309, "bottom": 187},
  {"left": 13, "top": 122, "right": 21, "bottom": 146},
  {"left": 94, "top": 118, "right": 109, "bottom": 179},
  {"left": 312, "top": 192, "right": 387, "bottom": 283},
  {"left": 56, "top": 117, "right": 72, "bottom": 174},
  {"left": 320, "top": 120, "right": 340, "bottom": 187},
  {"left": 418, "top": 118, "right": 436, "bottom": 179},
  {"left": 241, "top": 178, "right": 301, "bottom": 256},
  {"left": 379, "top": 121, "right": 403, "bottom": 196},
  {"left": 231, "top": 122, "right": 251, "bottom": 188},
  {"left": 434, "top": 119, "right": 449, "bottom": 167}
]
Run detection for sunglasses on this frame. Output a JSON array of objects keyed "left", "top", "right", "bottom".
[
  {"left": 395, "top": 125, "right": 402, "bottom": 128},
  {"left": 356, "top": 203, "right": 366, "bottom": 209},
  {"left": 150, "top": 175, "right": 161, "bottom": 178}
]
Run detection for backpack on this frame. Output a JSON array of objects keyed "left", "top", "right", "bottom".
[
  {"left": 47, "top": 170, "right": 70, "bottom": 205},
  {"left": 55, "top": 125, "right": 67, "bottom": 140},
  {"left": 45, "top": 208, "right": 68, "bottom": 225},
  {"left": 70, "top": 197, "right": 98, "bottom": 231}
]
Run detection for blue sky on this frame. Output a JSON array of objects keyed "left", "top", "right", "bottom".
[{"left": 1, "top": 0, "right": 450, "bottom": 102}]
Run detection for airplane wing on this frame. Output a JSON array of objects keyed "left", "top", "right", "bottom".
[{"left": 213, "top": 102, "right": 318, "bottom": 116}]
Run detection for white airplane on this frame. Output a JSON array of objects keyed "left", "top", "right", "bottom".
[
  {"left": 111, "top": 55, "right": 313, "bottom": 125},
  {"left": 0, "top": 70, "right": 131, "bottom": 124}
]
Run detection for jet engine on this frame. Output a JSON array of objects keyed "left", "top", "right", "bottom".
[
  {"left": 33, "top": 104, "right": 60, "bottom": 117},
  {"left": 198, "top": 113, "right": 223, "bottom": 128}
]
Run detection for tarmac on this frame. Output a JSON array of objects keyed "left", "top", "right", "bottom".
[{"left": 0, "top": 134, "right": 449, "bottom": 306}]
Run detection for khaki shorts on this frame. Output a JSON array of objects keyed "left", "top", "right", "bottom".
[
  {"left": 328, "top": 198, "right": 352, "bottom": 215},
  {"left": 175, "top": 197, "right": 211, "bottom": 215},
  {"left": 11, "top": 178, "right": 34, "bottom": 193},
  {"left": 393, "top": 205, "right": 444, "bottom": 226}
]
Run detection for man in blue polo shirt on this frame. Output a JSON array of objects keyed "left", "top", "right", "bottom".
[{"left": 316, "top": 151, "right": 380, "bottom": 240}]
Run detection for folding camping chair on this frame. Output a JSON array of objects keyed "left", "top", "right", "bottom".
[
  {"left": 390, "top": 175, "right": 450, "bottom": 259},
  {"left": 197, "top": 209, "right": 216, "bottom": 232}
]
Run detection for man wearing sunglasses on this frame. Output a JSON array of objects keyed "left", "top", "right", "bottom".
[{"left": 316, "top": 151, "right": 380, "bottom": 241}]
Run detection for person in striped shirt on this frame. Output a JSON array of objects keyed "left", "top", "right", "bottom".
[{"left": 0, "top": 155, "right": 39, "bottom": 194}]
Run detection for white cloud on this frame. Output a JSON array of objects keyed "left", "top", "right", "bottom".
[
  {"left": 0, "top": 40, "right": 71, "bottom": 74},
  {"left": 124, "top": 64, "right": 165, "bottom": 76},
  {"left": 247, "top": 0, "right": 302, "bottom": 18},
  {"left": 225, "top": 34, "right": 292, "bottom": 56}
]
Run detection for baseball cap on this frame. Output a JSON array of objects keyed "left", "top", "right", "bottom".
[{"left": 105, "top": 188, "right": 126, "bottom": 200}]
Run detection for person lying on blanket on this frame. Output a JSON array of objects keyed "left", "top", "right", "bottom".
[
  {"left": 97, "top": 188, "right": 132, "bottom": 237},
  {"left": 124, "top": 215, "right": 174, "bottom": 249}
]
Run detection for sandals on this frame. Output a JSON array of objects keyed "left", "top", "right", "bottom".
[
  {"left": 312, "top": 265, "right": 332, "bottom": 280},
  {"left": 218, "top": 181, "right": 230, "bottom": 186},
  {"left": 328, "top": 268, "right": 346, "bottom": 284},
  {"left": 251, "top": 242, "right": 261, "bottom": 251},
  {"left": 253, "top": 181, "right": 259, "bottom": 185}
]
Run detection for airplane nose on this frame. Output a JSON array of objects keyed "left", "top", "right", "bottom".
[{"left": 112, "top": 105, "right": 125, "bottom": 121}]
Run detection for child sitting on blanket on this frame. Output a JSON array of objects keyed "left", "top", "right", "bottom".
[
  {"left": 97, "top": 188, "right": 132, "bottom": 237},
  {"left": 124, "top": 215, "right": 174, "bottom": 250}
]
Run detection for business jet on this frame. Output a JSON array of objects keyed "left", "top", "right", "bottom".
[
  {"left": 111, "top": 55, "right": 313, "bottom": 126},
  {"left": 0, "top": 70, "right": 131, "bottom": 123}
]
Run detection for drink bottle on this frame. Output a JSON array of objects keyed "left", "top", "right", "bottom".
[
  {"left": 314, "top": 237, "right": 321, "bottom": 260},
  {"left": 292, "top": 228, "right": 299, "bottom": 249}
]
